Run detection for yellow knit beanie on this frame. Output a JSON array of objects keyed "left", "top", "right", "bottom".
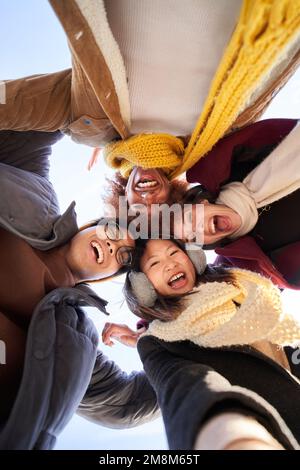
[
  {"left": 104, "top": 0, "right": 300, "bottom": 179},
  {"left": 104, "top": 133, "right": 185, "bottom": 178}
]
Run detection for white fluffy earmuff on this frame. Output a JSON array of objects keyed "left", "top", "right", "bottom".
[{"left": 129, "top": 244, "right": 207, "bottom": 307}]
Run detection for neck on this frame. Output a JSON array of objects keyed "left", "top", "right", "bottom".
[{"left": 56, "top": 243, "right": 78, "bottom": 285}]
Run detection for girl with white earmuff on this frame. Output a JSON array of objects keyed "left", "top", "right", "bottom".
[
  {"left": 102, "top": 237, "right": 300, "bottom": 450},
  {"left": 122, "top": 238, "right": 300, "bottom": 350}
]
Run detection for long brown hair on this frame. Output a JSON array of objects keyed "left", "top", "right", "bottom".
[{"left": 123, "top": 238, "right": 236, "bottom": 322}]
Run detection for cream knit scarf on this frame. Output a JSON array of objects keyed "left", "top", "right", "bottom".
[
  {"left": 216, "top": 121, "right": 300, "bottom": 239},
  {"left": 145, "top": 268, "right": 300, "bottom": 348}
]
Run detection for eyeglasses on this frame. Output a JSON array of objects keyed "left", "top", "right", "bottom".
[{"left": 96, "top": 219, "right": 134, "bottom": 266}]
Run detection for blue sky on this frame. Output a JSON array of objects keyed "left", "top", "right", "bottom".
[{"left": 2, "top": 0, "right": 300, "bottom": 450}]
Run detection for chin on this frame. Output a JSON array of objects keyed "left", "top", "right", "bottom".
[{"left": 182, "top": 286, "right": 193, "bottom": 295}]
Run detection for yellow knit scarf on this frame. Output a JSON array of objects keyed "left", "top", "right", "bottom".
[
  {"left": 105, "top": 0, "right": 300, "bottom": 179},
  {"left": 145, "top": 268, "right": 300, "bottom": 348}
]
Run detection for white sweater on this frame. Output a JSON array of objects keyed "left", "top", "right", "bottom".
[{"left": 105, "top": 0, "right": 241, "bottom": 135}]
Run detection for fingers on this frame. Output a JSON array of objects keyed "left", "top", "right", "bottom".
[
  {"left": 87, "top": 147, "right": 101, "bottom": 171},
  {"left": 101, "top": 322, "right": 138, "bottom": 348},
  {"left": 102, "top": 322, "right": 118, "bottom": 346}
]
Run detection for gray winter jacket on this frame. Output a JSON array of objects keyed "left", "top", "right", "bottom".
[{"left": 0, "top": 130, "right": 159, "bottom": 449}]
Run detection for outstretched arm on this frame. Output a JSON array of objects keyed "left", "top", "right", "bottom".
[
  {"left": 0, "top": 130, "right": 63, "bottom": 178},
  {"left": 138, "top": 335, "right": 298, "bottom": 450},
  {"left": 0, "top": 70, "right": 71, "bottom": 133},
  {"left": 77, "top": 350, "right": 159, "bottom": 428}
]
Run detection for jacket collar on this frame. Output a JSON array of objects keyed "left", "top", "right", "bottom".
[
  {"left": 17, "top": 201, "right": 79, "bottom": 251},
  {"left": 47, "top": 283, "right": 109, "bottom": 315},
  {"left": 50, "top": 0, "right": 131, "bottom": 139}
]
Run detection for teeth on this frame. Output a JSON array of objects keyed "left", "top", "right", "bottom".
[
  {"left": 169, "top": 272, "right": 185, "bottom": 283},
  {"left": 210, "top": 217, "right": 216, "bottom": 234},
  {"left": 91, "top": 241, "right": 104, "bottom": 264},
  {"left": 136, "top": 180, "right": 158, "bottom": 189}
]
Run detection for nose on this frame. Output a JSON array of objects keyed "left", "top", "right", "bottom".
[
  {"left": 165, "top": 260, "right": 178, "bottom": 272},
  {"left": 105, "top": 239, "right": 116, "bottom": 257}
]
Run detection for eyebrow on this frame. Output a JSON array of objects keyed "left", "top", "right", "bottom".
[
  {"left": 146, "top": 254, "right": 159, "bottom": 262},
  {"left": 146, "top": 243, "right": 177, "bottom": 262}
]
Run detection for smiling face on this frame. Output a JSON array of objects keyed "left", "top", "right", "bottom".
[
  {"left": 140, "top": 239, "right": 196, "bottom": 296},
  {"left": 173, "top": 200, "right": 242, "bottom": 245},
  {"left": 125, "top": 167, "right": 171, "bottom": 212},
  {"left": 65, "top": 225, "right": 135, "bottom": 283}
]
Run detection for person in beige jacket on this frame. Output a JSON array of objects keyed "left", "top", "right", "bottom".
[
  {"left": 1, "top": 0, "right": 300, "bottom": 215},
  {"left": 1, "top": 0, "right": 299, "bottom": 147}
]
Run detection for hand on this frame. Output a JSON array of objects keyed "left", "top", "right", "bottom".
[
  {"left": 101, "top": 322, "right": 146, "bottom": 348},
  {"left": 87, "top": 147, "right": 101, "bottom": 170}
]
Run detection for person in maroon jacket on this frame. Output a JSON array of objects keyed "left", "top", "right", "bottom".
[{"left": 174, "top": 118, "right": 300, "bottom": 290}]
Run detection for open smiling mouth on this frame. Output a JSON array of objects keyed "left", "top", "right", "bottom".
[
  {"left": 91, "top": 241, "right": 104, "bottom": 264},
  {"left": 168, "top": 272, "right": 187, "bottom": 289},
  {"left": 135, "top": 178, "right": 159, "bottom": 191},
  {"left": 209, "top": 216, "right": 232, "bottom": 235}
]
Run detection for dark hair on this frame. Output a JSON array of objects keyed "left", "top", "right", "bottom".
[
  {"left": 180, "top": 184, "right": 217, "bottom": 205},
  {"left": 123, "top": 238, "right": 236, "bottom": 323},
  {"left": 103, "top": 172, "right": 190, "bottom": 214}
]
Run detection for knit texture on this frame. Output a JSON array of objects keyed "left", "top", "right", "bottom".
[
  {"left": 105, "top": 0, "right": 240, "bottom": 136},
  {"left": 104, "top": 0, "right": 300, "bottom": 178},
  {"left": 105, "top": 133, "right": 184, "bottom": 177},
  {"left": 145, "top": 268, "right": 300, "bottom": 348}
]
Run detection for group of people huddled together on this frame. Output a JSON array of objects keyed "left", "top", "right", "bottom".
[{"left": 1, "top": 0, "right": 300, "bottom": 451}]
